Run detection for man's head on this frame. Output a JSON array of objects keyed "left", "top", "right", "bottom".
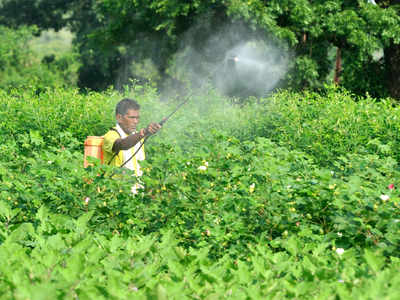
[{"left": 116, "top": 98, "right": 141, "bottom": 135}]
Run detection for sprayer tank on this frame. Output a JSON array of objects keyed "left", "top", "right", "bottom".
[{"left": 84, "top": 136, "right": 104, "bottom": 167}]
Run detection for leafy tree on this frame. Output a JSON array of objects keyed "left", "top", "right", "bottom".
[
  {"left": 0, "top": 0, "right": 70, "bottom": 31},
  {"left": 1, "top": 0, "right": 400, "bottom": 98},
  {"left": 89, "top": 0, "right": 400, "bottom": 97},
  {"left": 380, "top": 0, "right": 400, "bottom": 99}
]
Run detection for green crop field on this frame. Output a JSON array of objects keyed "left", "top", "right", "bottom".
[{"left": 0, "top": 86, "right": 399, "bottom": 299}]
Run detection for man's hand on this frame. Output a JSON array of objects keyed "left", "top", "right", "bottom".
[
  {"left": 141, "top": 122, "right": 162, "bottom": 137},
  {"left": 115, "top": 122, "right": 162, "bottom": 152}
]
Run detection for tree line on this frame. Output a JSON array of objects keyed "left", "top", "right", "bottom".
[{"left": 1, "top": 0, "right": 400, "bottom": 99}]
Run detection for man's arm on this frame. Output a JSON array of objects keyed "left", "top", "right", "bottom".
[{"left": 112, "top": 122, "right": 161, "bottom": 152}]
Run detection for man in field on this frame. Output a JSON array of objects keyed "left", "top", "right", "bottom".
[{"left": 102, "top": 98, "right": 161, "bottom": 192}]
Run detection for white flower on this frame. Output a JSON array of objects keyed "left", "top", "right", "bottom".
[
  {"left": 47, "top": 161, "right": 53, "bottom": 164},
  {"left": 380, "top": 194, "right": 390, "bottom": 201},
  {"left": 249, "top": 183, "right": 255, "bottom": 193},
  {"left": 84, "top": 197, "right": 90, "bottom": 204},
  {"left": 131, "top": 183, "right": 144, "bottom": 195},
  {"left": 336, "top": 248, "right": 345, "bottom": 255},
  {"left": 198, "top": 165, "right": 207, "bottom": 171},
  {"left": 204, "top": 161, "right": 209, "bottom": 167},
  {"left": 338, "top": 279, "right": 344, "bottom": 283},
  {"left": 337, "top": 232, "right": 343, "bottom": 237}
]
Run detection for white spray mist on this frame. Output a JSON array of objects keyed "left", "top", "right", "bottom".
[
  {"left": 217, "top": 41, "right": 288, "bottom": 98},
  {"left": 167, "top": 22, "right": 289, "bottom": 99}
]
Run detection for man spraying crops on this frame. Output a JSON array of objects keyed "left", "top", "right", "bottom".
[{"left": 102, "top": 98, "right": 161, "bottom": 192}]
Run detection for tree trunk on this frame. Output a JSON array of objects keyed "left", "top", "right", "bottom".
[
  {"left": 334, "top": 47, "right": 342, "bottom": 85},
  {"left": 384, "top": 42, "right": 400, "bottom": 100}
]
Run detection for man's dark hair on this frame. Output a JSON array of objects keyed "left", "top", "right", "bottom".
[{"left": 115, "top": 98, "right": 140, "bottom": 115}]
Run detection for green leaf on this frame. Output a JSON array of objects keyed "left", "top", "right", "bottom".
[
  {"left": 0, "top": 201, "right": 11, "bottom": 220},
  {"left": 157, "top": 284, "right": 168, "bottom": 300},
  {"left": 75, "top": 211, "right": 94, "bottom": 235},
  {"left": 364, "top": 249, "right": 385, "bottom": 273}
]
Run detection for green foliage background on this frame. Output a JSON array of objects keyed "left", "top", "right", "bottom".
[
  {"left": 0, "top": 26, "right": 79, "bottom": 91},
  {"left": 1, "top": 1, "right": 400, "bottom": 298},
  {"left": 1, "top": 85, "right": 400, "bottom": 298}
]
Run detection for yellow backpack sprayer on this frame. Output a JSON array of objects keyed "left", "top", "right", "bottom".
[{"left": 83, "top": 136, "right": 104, "bottom": 168}]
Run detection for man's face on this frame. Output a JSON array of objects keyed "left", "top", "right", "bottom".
[{"left": 117, "top": 109, "right": 140, "bottom": 135}]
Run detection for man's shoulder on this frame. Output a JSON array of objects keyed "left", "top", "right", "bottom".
[
  {"left": 104, "top": 128, "right": 120, "bottom": 139},
  {"left": 103, "top": 128, "right": 120, "bottom": 154}
]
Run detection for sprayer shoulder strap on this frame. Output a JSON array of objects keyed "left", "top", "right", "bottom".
[
  {"left": 110, "top": 127, "right": 120, "bottom": 135},
  {"left": 106, "top": 127, "right": 121, "bottom": 165}
]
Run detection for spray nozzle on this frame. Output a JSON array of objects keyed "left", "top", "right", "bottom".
[
  {"left": 226, "top": 56, "right": 239, "bottom": 70},
  {"left": 227, "top": 55, "right": 239, "bottom": 63}
]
